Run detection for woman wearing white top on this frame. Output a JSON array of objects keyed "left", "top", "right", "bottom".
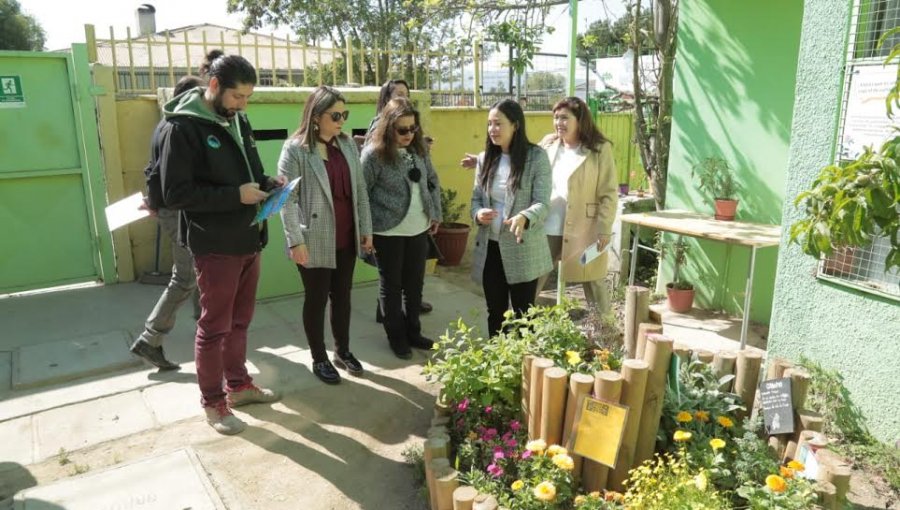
[
  {"left": 536, "top": 97, "right": 618, "bottom": 312},
  {"left": 471, "top": 99, "right": 552, "bottom": 338}
]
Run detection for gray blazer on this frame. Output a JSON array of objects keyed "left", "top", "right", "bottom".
[
  {"left": 278, "top": 134, "right": 373, "bottom": 268},
  {"left": 470, "top": 145, "right": 553, "bottom": 285},
  {"left": 361, "top": 146, "right": 442, "bottom": 232}
]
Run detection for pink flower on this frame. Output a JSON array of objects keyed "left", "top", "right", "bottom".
[
  {"left": 484, "top": 406, "right": 493, "bottom": 414},
  {"left": 482, "top": 428, "right": 498, "bottom": 441},
  {"left": 455, "top": 419, "right": 465, "bottom": 430},
  {"left": 487, "top": 463, "right": 504, "bottom": 477},
  {"left": 521, "top": 450, "right": 533, "bottom": 460},
  {"left": 509, "top": 420, "right": 521, "bottom": 432},
  {"left": 457, "top": 399, "right": 469, "bottom": 412},
  {"left": 506, "top": 438, "right": 518, "bottom": 448}
]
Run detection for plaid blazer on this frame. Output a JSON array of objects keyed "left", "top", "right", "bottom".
[
  {"left": 278, "top": 134, "right": 373, "bottom": 268},
  {"left": 470, "top": 145, "right": 553, "bottom": 285}
]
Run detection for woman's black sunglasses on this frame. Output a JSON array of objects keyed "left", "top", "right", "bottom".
[
  {"left": 325, "top": 111, "right": 350, "bottom": 122},
  {"left": 395, "top": 124, "right": 419, "bottom": 136}
]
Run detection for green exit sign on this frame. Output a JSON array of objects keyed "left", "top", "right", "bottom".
[{"left": 0, "top": 76, "right": 26, "bottom": 108}]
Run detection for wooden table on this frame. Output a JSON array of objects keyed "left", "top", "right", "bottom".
[{"left": 620, "top": 210, "right": 781, "bottom": 349}]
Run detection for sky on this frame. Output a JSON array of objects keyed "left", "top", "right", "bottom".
[{"left": 19, "top": 0, "right": 626, "bottom": 54}]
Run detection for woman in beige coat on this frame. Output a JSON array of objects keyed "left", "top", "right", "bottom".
[{"left": 536, "top": 97, "right": 618, "bottom": 312}]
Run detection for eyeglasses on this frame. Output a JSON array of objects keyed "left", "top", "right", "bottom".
[
  {"left": 395, "top": 124, "right": 419, "bottom": 136},
  {"left": 325, "top": 111, "right": 350, "bottom": 122},
  {"left": 407, "top": 166, "right": 422, "bottom": 183}
]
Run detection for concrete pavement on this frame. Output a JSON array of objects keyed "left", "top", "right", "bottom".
[{"left": 0, "top": 274, "right": 482, "bottom": 509}]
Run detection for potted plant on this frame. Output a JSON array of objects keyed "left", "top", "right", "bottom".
[
  {"left": 664, "top": 236, "right": 695, "bottom": 313},
  {"left": 692, "top": 157, "right": 740, "bottom": 220},
  {"left": 790, "top": 31, "right": 900, "bottom": 273},
  {"left": 433, "top": 188, "right": 471, "bottom": 266}
]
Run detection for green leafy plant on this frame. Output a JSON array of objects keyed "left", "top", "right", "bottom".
[
  {"left": 624, "top": 451, "right": 729, "bottom": 509},
  {"left": 735, "top": 468, "right": 816, "bottom": 510},
  {"left": 692, "top": 157, "right": 739, "bottom": 200},
  {"left": 423, "top": 319, "right": 526, "bottom": 409},
  {"left": 499, "top": 441, "right": 578, "bottom": 510},
  {"left": 661, "top": 236, "right": 693, "bottom": 290},
  {"left": 790, "top": 30, "right": 900, "bottom": 271},
  {"left": 439, "top": 188, "right": 468, "bottom": 227}
]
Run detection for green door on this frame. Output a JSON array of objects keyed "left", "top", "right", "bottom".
[{"left": 0, "top": 46, "right": 115, "bottom": 293}]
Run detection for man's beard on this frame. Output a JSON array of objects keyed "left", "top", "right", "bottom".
[{"left": 213, "top": 93, "right": 236, "bottom": 119}]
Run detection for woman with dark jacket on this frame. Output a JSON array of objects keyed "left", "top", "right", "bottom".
[
  {"left": 470, "top": 99, "right": 552, "bottom": 338},
  {"left": 362, "top": 97, "right": 442, "bottom": 359},
  {"left": 278, "top": 86, "right": 374, "bottom": 385}
]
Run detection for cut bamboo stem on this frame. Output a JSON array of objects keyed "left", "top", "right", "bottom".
[
  {"left": 695, "top": 349, "right": 714, "bottom": 364},
  {"left": 428, "top": 458, "right": 451, "bottom": 510},
  {"left": 435, "top": 466, "right": 460, "bottom": 510},
  {"left": 581, "top": 370, "right": 623, "bottom": 493},
  {"left": 624, "top": 286, "right": 650, "bottom": 359},
  {"left": 712, "top": 351, "right": 737, "bottom": 392},
  {"left": 784, "top": 367, "right": 811, "bottom": 410},
  {"left": 472, "top": 494, "right": 498, "bottom": 510},
  {"left": 608, "top": 359, "right": 649, "bottom": 492},
  {"left": 522, "top": 355, "right": 535, "bottom": 423},
  {"left": 452, "top": 486, "right": 478, "bottom": 510},
  {"left": 529, "top": 358, "right": 554, "bottom": 440},
  {"left": 672, "top": 343, "right": 692, "bottom": 366},
  {"left": 563, "top": 373, "right": 595, "bottom": 475},
  {"left": 734, "top": 350, "right": 763, "bottom": 419},
  {"left": 633, "top": 334, "right": 674, "bottom": 468},
  {"left": 635, "top": 323, "right": 663, "bottom": 361},
  {"left": 766, "top": 357, "right": 793, "bottom": 380},
  {"left": 815, "top": 480, "right": 837, "bottom": 510},
  {"left": 541, "top": 367, "right": 569, "bottom": 445}
]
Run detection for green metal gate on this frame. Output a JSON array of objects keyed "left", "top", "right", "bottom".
[{"left": 0, "top": 45, "right": 115, "bottom": 293}]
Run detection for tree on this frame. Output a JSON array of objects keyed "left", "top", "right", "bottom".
[
  {"left": 0, "top": 0, "right": 45, "bottom": 51},
  {"left": 227, "top": 0, "right": 557, "bottom": 87},
  {"left": 526, "top": 71, "right": 564, "bottom": 92},
  {"left": 577, "top": 10, "right": 651, "bottom": 60},
  {"left": 629, "top": 0, "right": 679, "bottom": 210}
]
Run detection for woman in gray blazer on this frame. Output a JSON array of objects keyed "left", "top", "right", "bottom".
[
  {"left": 362, "top": 97, "right": 442, "bottom": 359},
  {"left": 279, "top": 86, "right": 374, "bottom": 385},
  {"left": 471, "top": 99, "right": 552, "bottom": 338}
]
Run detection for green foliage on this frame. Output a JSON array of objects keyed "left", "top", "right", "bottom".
[
  {"left": 624, "top": 451, "right": 728, "bottom": 509},
  {"left": 798, "top": 356, "right": 900, "bottom": 491},
  {"left": 735, "top": 473, "right": 816, "bottom": 510},
  {"left": 486, "top": 19, "right": 546, "bottom": 78},
  {"left": 790, "top": 34, "right": 900, "bottom": 271},
  {"left": 526, "top": 71, "right": 565, "bottom": 93},
  {"left": 691, "top": 157, "right": 739, "bottom": 200},
  {"left": 423, "top": 319, "right": 526, "bottom": 409},
  {"left": 0, "top": 0, "right": 45, "bottom": 51},
  {"left": 401, "top": 443, "right": 426, "bottom": 485},
  {"left": 576, "top": 9, "right": 653, "bottom": 62},
  {"left": 731, "top": 416, "right": 780, "bottom": 488},
  {"left": 661, "top": 235, "right": 692, "bottom": 289},
  {"left": 501, "top": 443, "right": 577, "bottom": 509},
  {"left": 440, "top": 188, "right": 467, "bottom": 226},
  {"left": 504, "top": 302, "right": 590, "bottom": 370}
]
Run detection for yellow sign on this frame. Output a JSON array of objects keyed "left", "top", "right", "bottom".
[{"left": 569, "top": 396, "right": 629, "bottom": 468}]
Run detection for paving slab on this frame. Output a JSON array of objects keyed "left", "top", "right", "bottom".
[
  {"left": 0, "top": 416, "right": 33, "bottom": 465},
  {"left": 33, "top": 392, "right": 155, "bottom": 461},
  {"left": 12, "top": 330, "right": 140, "bottom": 390},
  {"left": 16, "top": 448, "right": 225, "bottom": 510},
  {"left": 649, "top": 303, "right": 768, "bottom": 354}
]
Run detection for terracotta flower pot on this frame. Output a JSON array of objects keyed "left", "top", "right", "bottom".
[
  {"left": 714, "top": 198, "right": 738, "bottom": 221},
  {"left": 666, "top": 283, "right": 695, "bottom": 313},
  {"left": 433, "top": 222, "right": 471, "bottom": 267}
]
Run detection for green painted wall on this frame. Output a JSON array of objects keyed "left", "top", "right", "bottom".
[
  {"left": 664, "top": 0, "right": 804, "bottom": 323},
  {"left": 770, "top": 0, "right": 900, "bottom": 444}
]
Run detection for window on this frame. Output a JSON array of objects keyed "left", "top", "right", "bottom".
[{"left": 826, "top": 0, "right": 900, "bottom": 300}]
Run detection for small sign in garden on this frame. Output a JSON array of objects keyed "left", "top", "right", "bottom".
[
  {"left": 570, "top": 396, "right": 629, "bottom": 467},
  {"left": 759, "top": 377, "right": 794, "bottom": 435}
]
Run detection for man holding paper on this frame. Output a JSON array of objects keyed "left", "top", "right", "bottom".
[
  {"left": 537, "top": 97, "right": 618, "bottom": 313},
  {"left": 160, "top": 52, "right": 285, "bottom": 435}
]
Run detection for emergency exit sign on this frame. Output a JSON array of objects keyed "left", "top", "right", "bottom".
[{"left": 0, "top": 76, "right": 26, "bottom": 108}]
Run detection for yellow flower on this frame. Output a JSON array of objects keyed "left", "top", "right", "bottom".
[
  {"left": 673, "top": 430, "right": 693, "bottom": 442},
  {"left": 596, "top": 349, "right": 610, "bottom": 362},
  {"left": 695, "top": 410, "right": 710, "bottom": 422},
  {"left": 765, "top": 474, "right": 787, "bottom": 493},
  {"left": 709, "top": 438, "right": 726, "bottom": 450},
  {"left": 589, "top": 491, "right": 601, "bottom": 498},
  {"left": 525, "top": 439, "right": 546, "bottom": 453},
  {"left": 604, "top": 491, "right": 624, "bottom": 502},
  {"left": 716, "top": 415, "right": 734, "bottom": 428},
  {"left": 676, "top": 411, "right": 693, "bottom": 423},
  {"left": 780, "top": 466, "right": 795, "bottom": 479},
  {"left": 694, "top": 471, "right": 708, "bottom": 491},
  {"left": 533, "top": 481, "right": 557, "bottom": 502},
  {"left": 787, "top": 460, "right": 805, "bottom": 472},
  {"left": 467, "top": 431, "right": 478, "bottom": 441},
  {"left": 546, "top": 444, "right": 567, "bottom": 457},
  {"left": 574, "top": 495, "right": 586, "bottom": 505},
  {"left": 566, "top": 350, "right": 582, "bottom": 366},
  {"left": 552, "top": 454, "right": 575, "bottom": 471},
  {"left": 511, "top": 479, "right": 524, "bottom": 491}
]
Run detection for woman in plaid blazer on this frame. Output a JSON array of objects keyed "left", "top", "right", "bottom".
[
  {"left": 278, "top": 86, "right": 373, "bottom": 385},
  {"left": 471, "top": 99, "right": 553, "bottom": 338},
  {"left": 362, "top": 97, "right": 442, "bottom": 360}
]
